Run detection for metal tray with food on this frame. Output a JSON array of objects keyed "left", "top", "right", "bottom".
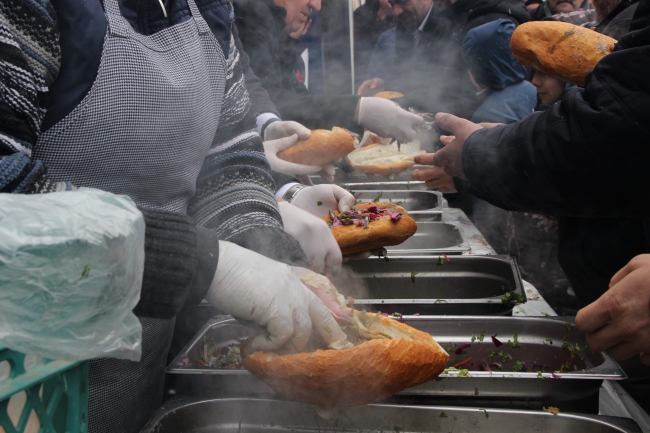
[
  {"left": 332, "top": 255, "right": 525, "bottom": 315},
  {"left": 167, "top": 316, "right": 624, "bottom": 413},
  {"left": 349, "top": 190, "right": 442, "bottom": 222},
  {"left": 142, "top": 397, "right": 642, "bottom": 433},
  {"left": 384, "top": 222, "right": 470, "bottom": 255}
]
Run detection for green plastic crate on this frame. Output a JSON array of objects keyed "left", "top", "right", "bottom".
[{"left": 0, "top": 347, "right": 88, "bottom": 433}]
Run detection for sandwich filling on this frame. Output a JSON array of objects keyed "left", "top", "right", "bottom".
[{"left": 327, "top": 205, "right": 402, "bottom": 229}]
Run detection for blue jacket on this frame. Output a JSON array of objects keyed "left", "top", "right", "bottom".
[{"left": 461, "top": 19, "right": 536, "bottom": 123}]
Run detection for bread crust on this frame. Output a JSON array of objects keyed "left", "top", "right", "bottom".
[
  {"left": 241, "top": 312, "right": 449, "bottom": 407},
  {"left": 510, "top": 21, "right": 616, "bottom": 86},
  {"left": 373, "top": 91, "right": 404, "bottom": 100},
  {"left": 346, "top": 142, "right": 423, "bottom": 176},
  {"left": 324, "top": 202, "right": 417, "bottom": 255},
  {"left": 277, "top": 127, "right": 357, "bottom": 165}
]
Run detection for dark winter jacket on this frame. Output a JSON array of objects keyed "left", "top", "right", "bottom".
[
  {"left": 462, "top": 19, "right": 536, "bottom": 124},
  {"left": 457, "top": 0, "right": 650, "bottom": 306},
  {"left": 353, "top": 0, "right": 394, "bottom": 87},
  {"left": 596, "top": 0, "right": 639, "bottom": 39},
  {"left": 234, "top": 0, "right": 362, "bottom": 131},
  {"left": 446, "top": 0, "right": 530, "bottom": 42}
]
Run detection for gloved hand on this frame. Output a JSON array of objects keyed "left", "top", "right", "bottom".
[
  {"left": 278, "top": 201, "right": 342, "bottom": 274},
  {"left": 290, "top": 185, "right": 356, "bottom": 218},
  {"left": 263, "top": 131, "right": 336, "bottom": 182},
  {"left": 205, "top": 241, "right": 350, "bottom": 353},
  {"left": 356, "top": 97, "right": 424, "bottom": 143},
  {"left": 264, "top": 120, "right": 311, "bottom": 142}
]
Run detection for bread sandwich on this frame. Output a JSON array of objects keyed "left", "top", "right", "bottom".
[
  {"left": 346, "top": 140, "right": 425, "bottom": 176},
  {"left": 277, "top": 127, "right": 358, "bottom": 166},
  {"left": 510, "top": 21, "right": 616, "bottom": 86},
  {"left": 241, "top": 272, "right": 448, "bottom": 408},
  {"left": 324, "top": 202, "right": 417, "bottom": 255}
]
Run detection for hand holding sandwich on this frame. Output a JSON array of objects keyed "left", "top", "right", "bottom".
[
  {"left": 290, "top": 185, "right": 356, "bottom": 218},
  {"left": 263, "top": 121, "right": 336, "bottom": 181},
  {"left": 278, "top": 201, "right": 343, "bottom": 275},
  {"left": 356, "top": 97, "right": 424, "bottom": 143},
  {"left": 205, "top": 241, "right": 349, "bottom": 353}
]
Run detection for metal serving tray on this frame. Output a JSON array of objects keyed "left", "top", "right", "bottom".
[
  {"left": 311, "top": 169, "right": 420, "bottom": 185},
  {"left": 142, "top": 397, "right": 642, "bottom": 433},
  {"left": 350, "top": 190, "right": 442, "bottom": 222},
  {"left": 332, "top": 255, "right": 525, "bottom": 316},
  {"left": 340, "top": 181, "right": 428, "bottom": 191},
  {"left": 385, "top": 222, "right": 470, "bottom": 255},
  {"left": 167, "top": 316, "right": 625, "bottom": 414}
]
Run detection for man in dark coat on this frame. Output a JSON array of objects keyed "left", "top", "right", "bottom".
[
  {"left": 233, "top": 0, "right": 423, "bottom": 140},
  {"left": 419, "top": 0, "right": 650, "bottom": 410},
  {"left": 354, "top": 0, "right": 395, "bottom": 88}
]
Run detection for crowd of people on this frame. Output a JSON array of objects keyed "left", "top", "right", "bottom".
[{"left": 0, "top": 0, "right": 648, "bottom": 430}]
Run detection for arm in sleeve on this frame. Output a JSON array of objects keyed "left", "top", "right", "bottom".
[
  {"left": 0, "top": 0, "right": 70, "bottom": 194},
  {"left": 461, "top": 45, "right": 650, "bottom": 218},
  {"left": 233, "top": 21, "right": 280, "bottom": 118},
  {"left": 188, "top": 33, "right": 310, "bottom": 267}
]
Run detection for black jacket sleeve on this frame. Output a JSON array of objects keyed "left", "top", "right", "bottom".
[
  {"left": 133, "top": 209, "right": 220, "bottom": 319},
  {"left": 233, "top": 22, "right": 280, "bottom": 118},
  {"left": 234, "top": 0, "right": 362, "bottom": 131},
  {"left": 460, "top": 2, "right": 650, "bottom": 218}
]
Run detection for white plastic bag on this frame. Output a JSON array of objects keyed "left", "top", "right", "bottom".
[{"left": 0, "top": 188, "right": 145, "bottom": 361}]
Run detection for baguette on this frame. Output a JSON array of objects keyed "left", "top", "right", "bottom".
[
  {"left": 242, "top": 310, "right": 449, "bottom": 408},
  {"left": 277, "top": 127, "right": 358, "bottom": 166},
  {"left": 324, "top": 202, "right": 417, "bottom": 255},
  {"left": 510, "top": 21, "right": 616, "bottom": 86},
  {"left": 346, "top": 140, "right": 425, "bottom": 176}
]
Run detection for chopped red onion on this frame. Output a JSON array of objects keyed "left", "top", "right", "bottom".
[
  {"left": 390, "top": 212, "right": 402, "bottom": 221},
  {"left": 491, "top": 335, "right": 503, "bottom": 347},
  {"left": 455, "top": 344, "right": 472, "bottom": 355}
]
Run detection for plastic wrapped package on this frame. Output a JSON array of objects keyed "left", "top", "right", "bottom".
[{"left": 0, "top": 188, "right": 145, "bottom": 361}]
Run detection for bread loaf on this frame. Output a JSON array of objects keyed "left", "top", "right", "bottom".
[
  {"left": 241, "top": 310, "right": 449, "bottom": 408},
  {"left": 277, "top": 127, "right": 358, "bottom": 166},
  {"left": 510, "top": 21, "right": 616, "bottom": 86},
  {"left": 324, "top": 202, "right": 417, "bottom": 255},
  {"left": 346, "top": 140, "right": 425, "bottom": 176},
  {"left": 373, "top": 91, "right": 404, "bottom": 100}
]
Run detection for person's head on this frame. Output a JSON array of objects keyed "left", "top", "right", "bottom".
[
  {"left": 388, "top": 0, "right": 434, "bottom": 31},
  {"left": 549, "top": 0, "right": 576, "bottom": 12},
  {"left": 461, "top": 19, "right": 527, "bottom": 91},
  {"left": 275, "top": 0, "right": 321, "bottom": 34},
  {"left": 531, "top": 71, "right": 566, "bottom": 105}
]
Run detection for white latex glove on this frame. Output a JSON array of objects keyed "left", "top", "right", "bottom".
[
  {"left": 205, "top": 241, "right": 349, "bottom": 353},
  {"left": 264, "top": 120, "right": 311, "bottom": 142},
  {"left": 278, "top": 201, "right": 342, "bottom": 274},
  {"left": 357, "top": 97, "right": 424, "bottom": 143},
  {"left": 263, "top": 133, "right": 336, "bottom": 182},
  {"left": 290, "top": 185, "right": 355, "bottom": 218}
]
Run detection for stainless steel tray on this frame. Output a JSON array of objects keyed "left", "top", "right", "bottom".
[
  {"left": 385, "top": 222, "right": 470, "bottom": 255},
  {"left": 311, "top": 169, "right": 419, "bottom": 185},
  {"left": 350, "top": 190, "right": 442, "bottom": 222},
  {"left": 341, "top": 181, "right": 428, "bottom": 191},
  {"left": 332, "top": 255, "right": 525, "bottom": 315},
  {"left": 167, "top": 316, "right": 625, "bottom": 413},
  {"left": 142, "top": 397, "right": 643, "bottom": 433}
]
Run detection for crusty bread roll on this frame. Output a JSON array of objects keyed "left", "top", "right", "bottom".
[
  {"left": 346, "top": 140, "right": 425, "bottom": 176},
  {"left": 277, "top": 127, "right": 358, "bottom": 166},
  {"left": 510, "top": 21, "right": 616, "bottom": 86},
  {"left": 242, "top": 310, "right": 449, "bottom": 408},
  {"left": 373, "top": 91, "right": 404, "bottom": 100},
  {"left": 324, "top": 202, "right": 417, "bottom": 255}
]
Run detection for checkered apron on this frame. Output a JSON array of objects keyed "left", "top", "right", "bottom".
[{"left": 33, "top": 0, "right": 227, "bottom": 431}]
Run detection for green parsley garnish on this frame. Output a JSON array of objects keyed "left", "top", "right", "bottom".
[
  {"left": 439, "top": 411, "right": 447, "bottom": 418},
  {"left": 317, "top": 201, "right": 323, "bottom": 206},
  {"left": 81, "top": 265, "right": 91, "bottom": 278}
]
